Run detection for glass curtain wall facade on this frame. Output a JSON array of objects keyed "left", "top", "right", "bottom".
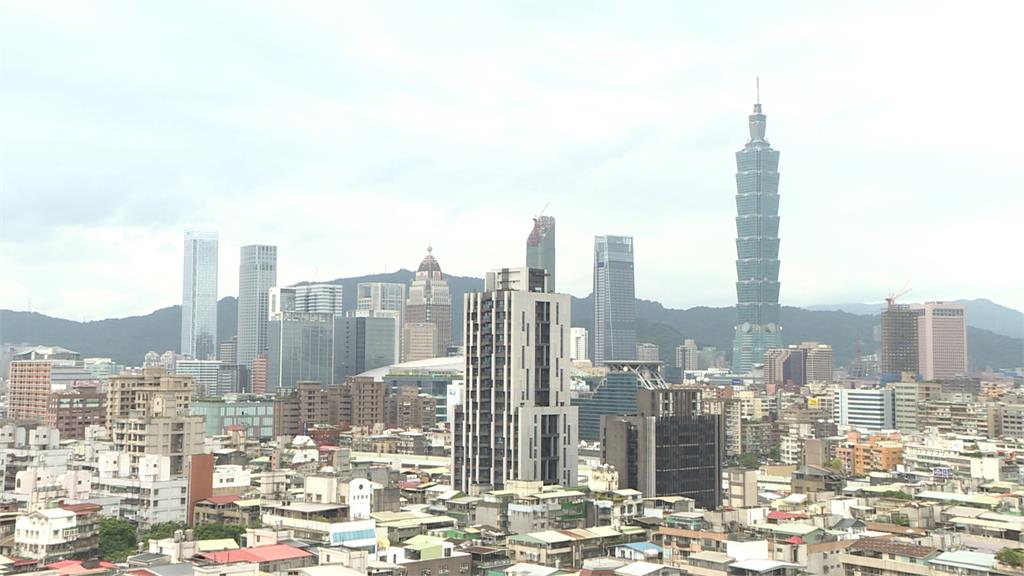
[
  {"left": 593, "top": 235, "right": 637, "bottom": 365},
  {"left": 181, "top": 229, "right": 219, "bottom": 360},
  {"left": 237, "top": 245, "right": 277, "bottom": 368},
  {"left": 732, "top": 100, "right": 782, "bottom": 373}
]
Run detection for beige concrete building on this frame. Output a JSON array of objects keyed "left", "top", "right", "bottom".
[{"left": 914, "top": 301, "right": 967, "bottom": 381}]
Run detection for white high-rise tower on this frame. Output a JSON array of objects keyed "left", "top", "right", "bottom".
[{"left": 181, "top": 229, "right": 218, "bottom": 360}]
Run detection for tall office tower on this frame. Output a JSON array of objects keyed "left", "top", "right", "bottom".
[
  {"left": 602, "top": 387, "right": 722, "bottom": 510},
  {"left": 570, "top": 327, "right": 589, "bottom": 362},
  {"left": 452, "top": 267, "right": 578, "bottom": 493},
  {"left": 358, "top": 282, "right": 407, "bottom": 358},
  {"left": 636, "top": 343, "right": 660, "bottom": 362},
  {"left": 294, "top": 284, "right": 344, "bottom": 315},
  {"left": 218, "top": 337, "right": 237, "bottom": 365},
  {"left": 405, "top": 247, "right": 452, "bottom": 359},
  {"left": 266, "top": 289, "right": 334, "bottom": 393},
  {"left": 526, "top": 215, "right": 556, "bottom": 291},
  {"left": 675, "top": 339, "right": 699, "bottom": 371},
  {"left": 106, "top": 368, "right": 203, "bottom": 477},
  {"left": 250, "top": 355, "right": 267, "bottom": 394},
  {"left": 764, "top": 347, "right": 805, "bottom": 389},
  {"left": 237, "top": 245, "right": 277, "bottom": 368},
  {"left": 334, "top": 312, "right": 398, "bottom": 382},
  {"left": 732, "top": 92, "right": 783, "bottom": 374},
  {"left": 880, "top": 304, "right": 919, "bottom": 379},
  {"left": 834, "top": 388, "right": 895, "bottom": 432},
  {"left": 573, "top": 361, "right": 666, "bottom": 442},
  {"left": 914, "top": 302, "right": 967, "bottom": 381},
  {"left": 181, "top": 229, "right": 219, "bottom": 360},
  {"left": 593, "top": 235, "right": 637, "bottom": 365}
]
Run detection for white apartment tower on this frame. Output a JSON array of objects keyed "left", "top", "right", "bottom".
[
  {"left": 570, "top": 327, "right": 589, "bottom": 362},
  {"left": 914, "top": 301, "right": 967, "bottom": 381},
  {"left": 181, "top": 229, "right": 218, "bottom": 360},
  {"left": 452, "top": 267, "right": 578, "bottom": 493}
]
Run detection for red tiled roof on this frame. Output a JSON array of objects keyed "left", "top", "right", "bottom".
[
  {"left": 45, "top": 560, "right": 117, "bottom": 575},
  {"left": 201, "top": 544, "right": 312, "bottom": 564},
  {"left": 201, "top": 495, "right": 242, "bottom": 506},
  {"left": 783, "top": 536, "right": 804, "bottom": 544}
]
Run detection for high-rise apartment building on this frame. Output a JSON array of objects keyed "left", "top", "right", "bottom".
[
  {"left": 764, "top": 342, "right": 833, "bottom": 387},
  {"left": 237, "top": 245, "right": 277, "bottom": 368},
  {"left": 405, "top": 247, "right": 452, "bottom": 359},
  {"left": 526, "top": 215, "right": 556, "bottom": 291},
  {"left": 880, "top": 304, "right": 919, "bottom": 379},
  {"left": 732, "top": 95, "right": 783, "bottom": 374},
  {"left": 914, "top": 302, "right": 967, "bottom": 381},
  {"left": 106, "top": 368, "right": 203, "bottom": 477},
  {"left": 602, "top": 387, "right": 722, "bottom": 510},
  {"left": 570, "top": 327, "right": 589, "bottom": 363},
  {"left": 453, "top": 267, "right": 578, "bottom": 493},
  {"left": 636, "top": 343, "right": 660, "bottom": 362},
  {"left": 181, "top": 229, "right": 219, "bottom": 360},
  {"left": 675, "top": 339, "right": 699, "bottom": 371},
  {"left": 593, "top": 235, "right": 636, "bottom": 365},
  {"left": 804, "top": 342, "right": 834, "bottom": 382},
  {"left": 7, "top": 356, "right": 92, "bottom": 423}
]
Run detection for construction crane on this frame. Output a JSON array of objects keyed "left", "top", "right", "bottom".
[
  {"left": 885, "top": 286, "right": 912, "bottom": 310},
  {"left": 535, "top": 201, "right": 550, "bottom": 220}
]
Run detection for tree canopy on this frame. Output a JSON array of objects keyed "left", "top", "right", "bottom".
[{"left": 98, "top": 518, "right": 138, "bottom": 562}]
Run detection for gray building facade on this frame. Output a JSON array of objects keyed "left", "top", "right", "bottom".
[
  {"left": 237, "top": 245, "right": 277, "bottom": 368},
  {"left": 334, "top": 313, "right": 398, "bottom": 383},
  {"left": 526, "top": 215, "right": 556, "bottom": 292},
  {"left": 593, "top": 235, "right": 637, "bottom": 365},
  {"left": 266, "top": 312, "right": 334, "bottom": 392}
]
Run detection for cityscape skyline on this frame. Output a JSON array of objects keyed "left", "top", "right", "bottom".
[{"left": 2, "top": 3, "right": 1021, "bottom": 320}]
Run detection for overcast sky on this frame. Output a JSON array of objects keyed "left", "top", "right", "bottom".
[{"left": 1, "top": 1, "right": 1021, "bottom": 321}]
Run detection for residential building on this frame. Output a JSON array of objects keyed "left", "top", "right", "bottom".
[
  {"left": 15, "top": 503, "right": 101, "bottom": 565},
  {"left": 676, "top": 340, "right": 699, "bottom": 371},
  {"left": 526, "top": 215, "right": 556, "bottom": 291},
  {"left": 834, "top": 388, "right": 895, "bottom": 432},
  {"left": 570, "top": 327, "right": 589, "bottom": 363},
  {"left": 8, "top": 358, "right": 93, "bottom": 423},
  {"left": 914, "top": 302, "right": 967, "bottom": 381},
  {"left": 453, "top": 267, "right": 578, "bottom": 492},
  {"left": 106, "top": 368, "right": 203, "bottom": 477},
  {"left": 250, "top": 355, "right": 267, "bottom": 394},
  {"left": 764, "top": 342, "right": 833, "bottom": 388},
  {"left": 192, "top": 395, "right": 275, "bottom": 439},
  {"left": 636, "top": 343, "right": 660, "bottom": 362},
  {"left": 880, "top": 304, "right": 919, "bottom": 380},
  {"left": 93, "top": 452, "right": 189, "bottom": 526},
  {"left": 237, "top": 244, "right": 278, "bottom": 368},
  {"left": 46, "top": 384, "right": 106, "bottom": 439},
  {"left": 732, "top": 96, "right": 783, "bottom": 374},
  {"left": 405, "top": 246, "right": 452, "bottom": 360},
  {"left": 181, "top": 229, "right": 219, "bottom": 360},
  {"left": 889, "top": 379, "right": 941, "bottom": 432},
  {"left": 602, "top": 387, "right": 722, "bottom": 510},
  {"left": 174, "top": 359, "right": 221, "bottom": 396},
  {"left": 593, "top": 235, "right": 637, "bottom": 365}
]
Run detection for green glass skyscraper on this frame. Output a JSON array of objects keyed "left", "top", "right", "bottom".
[{"left": 732, "top": 94, "right": 782, "bottom": 373}]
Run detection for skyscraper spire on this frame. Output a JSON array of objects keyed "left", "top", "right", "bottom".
[{"left": 748, "top": 79, "right": 767, "bottom": 143}]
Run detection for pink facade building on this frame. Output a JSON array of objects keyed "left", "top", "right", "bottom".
[{"left": 914, "top": 301, "right": 967, "bottom": 381}]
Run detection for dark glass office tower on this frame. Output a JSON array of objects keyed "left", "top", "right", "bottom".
[
  {"left": 593, "top": 235, "right": 637, "bottom": 365},
  {"left": 526, "top": 215, "right": 556, "bottom": 291},
  {"left": 732, "top": 95, "right": 782, "bottom": 373}
]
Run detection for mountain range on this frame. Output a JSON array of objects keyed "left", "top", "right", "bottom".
[{"left": 2, "top": 270, "right": 1022, "bottom": 371}]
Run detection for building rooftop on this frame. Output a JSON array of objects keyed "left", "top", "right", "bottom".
[
  {"left": 200, "top": 543, "right": 312, "bottom": 564},
  {"left": 614, "top": 561, "right": 669, "bottom": 576},
  {"left": 195, "top": 539, "right": 240, "bottom": 552},
  {"left": 849, "top": 537, "right": 938, "bottom": 559},
  {"left": 729, "top": 559, "right": 800, "bottom": 573},
  {"left": 930, "top": 551, "right": 998, "bottom": 571}
]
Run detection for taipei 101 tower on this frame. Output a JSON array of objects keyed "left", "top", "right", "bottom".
[{"left": 732, "top": 80, "right": 782, "bottom": 373}]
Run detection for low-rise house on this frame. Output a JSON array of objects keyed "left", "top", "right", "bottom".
[{"left": 195, "top": 543, "right": 315, "bottom": 574}]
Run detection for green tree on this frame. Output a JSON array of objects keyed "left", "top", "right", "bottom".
[
  {"left": 768, "top": 447, "right": 781, "bottom": 461},
  {"left": 194, "top": 523, "right": 247, "bottom": 545},
  {"left": 98, "top": 518, "right": 138, "bottom": 562},
  {"left": 141, "top": 522, "right": 186, "bottom": 542},
  {"left": 736, "top": 453, "right": 760, "bottom": 469},
  {"left": 996, "top": 548, "right": 1024, "bottom": 567}
]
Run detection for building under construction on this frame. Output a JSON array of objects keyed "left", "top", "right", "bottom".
[{"left": 880, "top": 304, "right": 919, "bottom": 380}]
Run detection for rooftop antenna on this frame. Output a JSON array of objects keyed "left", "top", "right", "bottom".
[{"left": 756, "top": 76, "right": 760, "bottom": 105}]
